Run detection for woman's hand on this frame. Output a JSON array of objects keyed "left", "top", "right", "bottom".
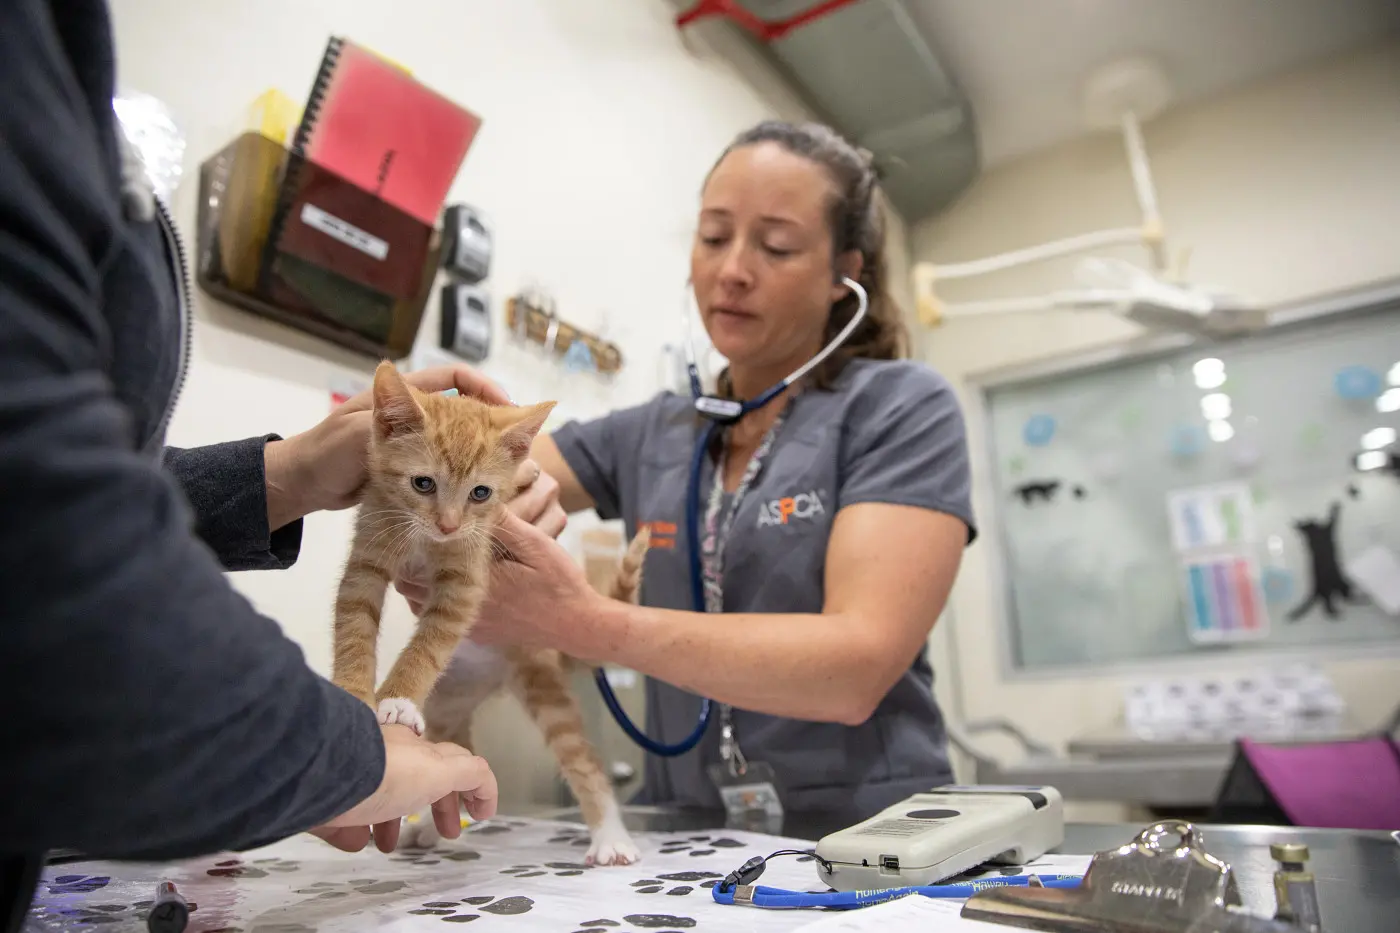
[
  {"left": 394, "top": 459, "right": 567, "bottom": 614},
  {"left": 310, "top": 724, "right": 498, "bottom": 853},
  {"left": 469, "top": 513, "right": 621, "bottom": 656},
  {"left": 264, "top": 365, "right": 510, "bottom": 530}
]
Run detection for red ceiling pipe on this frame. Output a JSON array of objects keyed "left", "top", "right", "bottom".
[{"left": 676, "top": 0, "right": 864, "bottom": 42}]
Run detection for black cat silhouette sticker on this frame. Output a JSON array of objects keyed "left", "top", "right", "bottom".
[{"left": 1287, "top": 501, "right": 1361, "bottom": 621}]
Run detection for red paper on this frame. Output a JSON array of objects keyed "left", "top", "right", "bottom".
[{"left": 304, "top": 40, "right": 481, "bottom": 226}]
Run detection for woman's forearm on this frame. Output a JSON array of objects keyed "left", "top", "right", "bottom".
[{"left": 591, "top": 598, "right": 908, "bottom": 726}]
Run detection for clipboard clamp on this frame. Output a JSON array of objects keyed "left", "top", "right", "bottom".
[{"left": 961, "top": 820, "right": 1311, "bottom": 933}]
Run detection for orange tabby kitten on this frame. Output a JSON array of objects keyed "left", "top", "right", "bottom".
[{"left": 331, "top": 361, "right": 645, "bottom": 865}]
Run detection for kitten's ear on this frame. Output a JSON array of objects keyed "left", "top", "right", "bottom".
[
  {"left": 493, "top": 401, "right": 557, "bottom": 460},
  {"left": 372, "top": 361, "right": 424, "bottom": 438}
]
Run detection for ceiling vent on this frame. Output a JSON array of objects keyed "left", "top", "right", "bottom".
[{"left": 671, "top": 0, "right": 980, "bottom": 221}]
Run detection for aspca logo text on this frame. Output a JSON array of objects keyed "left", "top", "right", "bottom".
[{"left": 756, "top": 490, "right": 826, "bottom": 527}]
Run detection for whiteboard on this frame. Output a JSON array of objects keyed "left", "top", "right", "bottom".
[{"left": 979, "top": 300, "right": 1400, "bottom": 672}]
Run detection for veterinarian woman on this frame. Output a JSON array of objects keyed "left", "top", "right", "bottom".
[{"left": 426, "top": 121, "right": 977, "bottom": 819}]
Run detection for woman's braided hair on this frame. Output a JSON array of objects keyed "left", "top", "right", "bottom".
[{"left": 709, "top": 120, "right": 908, "bottom": 394}]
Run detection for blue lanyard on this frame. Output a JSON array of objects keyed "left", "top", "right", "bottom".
[
  {"left": 698, "top": 405, "right": 792, "bottom": 775},
  {"left": 711, "top": 876, "right": 1083, "bottom": 909}
]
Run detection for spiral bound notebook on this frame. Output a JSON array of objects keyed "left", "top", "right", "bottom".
[
  {"left": 264, "top": 36, "right": 480, "bottom": 309},
  {"left": 293, "top": 37, "right": 481, "bottom": 226}
]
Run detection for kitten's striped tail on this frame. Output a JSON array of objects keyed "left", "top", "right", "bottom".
[
  {"left": 564, "top": 528, "right": 651, "bottom": 674},
  {"left": 606, "top": 526, "right": 651, "bottom": 604}
]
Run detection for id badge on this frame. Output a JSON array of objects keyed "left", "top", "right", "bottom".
[{"left": 707, "top": 760, "right": 784, "bottom": 833}]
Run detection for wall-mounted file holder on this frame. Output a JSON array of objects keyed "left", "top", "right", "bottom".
[
  {"left": 194, "top": 132, "right": 439, "bottom": 359},
  {"left": 504, "top": 294, "right": 624, "bottom": 376}
]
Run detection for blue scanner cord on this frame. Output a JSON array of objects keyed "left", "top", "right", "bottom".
[
  {"left": 709, "top": 849, "right": 1081, "bottom": 910},
  {"left": 710, "top": 875, "right": 1083, "bottom": 909}
]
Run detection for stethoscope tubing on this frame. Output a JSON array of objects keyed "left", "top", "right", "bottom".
[{"left": 594, "top": 278, "right": 868, "bottom": 757}]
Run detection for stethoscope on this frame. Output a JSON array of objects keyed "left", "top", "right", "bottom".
[{"left": 594, "top": 276, "right": 869, "bottom": 756}]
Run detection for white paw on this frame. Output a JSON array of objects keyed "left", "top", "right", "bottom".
[
  {"left": 377, "top": 697, "right": 425, "bottom": 735},
  {"left": 398, "top": 810, "right": 441, "bottom": 850},
  {"left": 585, "top": 825, "right": 641, "bottom": 866}
]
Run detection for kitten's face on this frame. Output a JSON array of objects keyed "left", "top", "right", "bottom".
[{"left": 366, "top": 362, "right": 554, "bottom": 545}]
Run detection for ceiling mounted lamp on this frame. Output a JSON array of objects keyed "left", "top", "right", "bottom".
[
  {"left": 675, "top": 0, "right": 865, "bottom": 43},
  {"left": 912, "top": 56, "right": 1271, "bottom": 340}
]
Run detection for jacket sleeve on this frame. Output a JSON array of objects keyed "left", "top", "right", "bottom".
[
  {"left": 163, "top": 439, "right": 304, "bottom": 571},
  {"left": 0, "top": 0, "right": 383, "bottom": 860}
]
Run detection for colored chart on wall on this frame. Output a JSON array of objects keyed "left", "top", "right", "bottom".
[
  {"left": 1181, "top": 554, "right": 1269, "bottom": 643},
  {"left": 1166, "top": 482, "right": 1256, "bottom": 552}
]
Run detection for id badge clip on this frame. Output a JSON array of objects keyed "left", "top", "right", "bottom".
[{"left": 707, "top": 719, "right": 783, "bottom": 834}]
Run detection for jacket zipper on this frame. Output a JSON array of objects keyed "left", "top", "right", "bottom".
[{"left": 151, "top": 195, "right": 193, "bottom": 450}]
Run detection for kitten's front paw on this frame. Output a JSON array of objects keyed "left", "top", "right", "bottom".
[
  {"left": 585, "top": 826, "right": 641, "bottom": 866},
  {"left": 377, "top": 697, "right": 425, "bottom": 735}
]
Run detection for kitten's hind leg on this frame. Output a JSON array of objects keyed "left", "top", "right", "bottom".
[{"left": 507, "top": 649, "right": 639, "bottom": 866}]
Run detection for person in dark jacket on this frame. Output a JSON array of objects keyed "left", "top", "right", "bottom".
[{"left": 0, "top": 1, "right": 554, "bottom": 928}]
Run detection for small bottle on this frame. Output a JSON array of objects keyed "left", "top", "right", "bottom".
[{"left": 1271, "top": 842, "right": 1322, "bottom": 932}]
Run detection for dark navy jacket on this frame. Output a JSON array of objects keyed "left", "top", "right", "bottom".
[{"left": 1, "top": 1, "right": 383, "bottom": 926}]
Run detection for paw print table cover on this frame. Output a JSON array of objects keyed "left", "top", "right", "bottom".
[{"left": 23, "top": 817, "right": 1090, "bottom": 933}]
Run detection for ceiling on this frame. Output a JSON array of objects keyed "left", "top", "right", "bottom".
[
  {"left": 903, "top": 0, "right": 1400, "bottom": 166},
  {"left": 669, "top": 0, "right": 1399, "bottom": 220}
]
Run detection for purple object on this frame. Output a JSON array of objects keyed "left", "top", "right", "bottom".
[{"left": 1240, "top": 736, "right": 1400, "bottom": 830}]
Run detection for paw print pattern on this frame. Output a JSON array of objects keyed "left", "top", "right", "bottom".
[
  {"left": 623, "top": 914, "right": 697, "bottom": 929},
  {"left": 207, "top": 857, "right": 299, "bottom": 879},
  {"left": 628, "top": 871, "right": 718, "bottom": 898},
  {"left": 46, "top": 875, "right": 111, "bottom": 895},
  {"left": 570, "top": 916, "right": 696, "bottom": 933},
  {"left": 547, "top": 827, "right": 594, "bottom": 850},
  {"left": 545, "top": 861, "right": 592, "bottom": 877},
  {"left": 402, "top": 895, "right": 535, "bottom": 923},
  {"left": 655, "top": 834, "right": 744, "bottom": 859},
  {"left": 30, "top": 896, "right": 205, "bottom": 927}
]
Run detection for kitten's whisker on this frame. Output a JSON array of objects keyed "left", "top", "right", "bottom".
[{"left": 364, "top": 518, "right": 416, "bottom": 554}]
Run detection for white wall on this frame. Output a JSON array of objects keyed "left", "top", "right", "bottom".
[
  {"left": 109, "top": 0, "right": 918, "bottom": 806},
  {"left": 912, "top": 37, "right": 1400, "bottom": 798}
]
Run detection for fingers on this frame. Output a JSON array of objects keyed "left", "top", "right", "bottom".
[
  {"left": 507, "top": 472, "right": 559, "bottom": 526},
  {"left": 402, "top": 364, "right": 510, "bottom": 405},
  {"left": 443, "top": 751, "right": 499, "bottom": 821},
  {"left": 309, "top": 825, "right": 370, "bottom": 852},
  {"left": 513, "top": 458, "right": 543, "bottom": 488},
  {"left": 537, "top": 502, "right": 567, "bottom": 539},
  {"left": 372, "top": 817, "right": 401, "bottom": 853},
  {"left": 492, "top": 509, "right": 553, "bottom": 561},
  {"left": 431, "top": 795, "right": 464, "bottom": 840}
]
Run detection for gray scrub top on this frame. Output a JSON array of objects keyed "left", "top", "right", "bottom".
[{"left": 552, "top": 358, "right": 976, "bottom": 817}]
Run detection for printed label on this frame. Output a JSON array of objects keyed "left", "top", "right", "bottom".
[{"left": 300, "top": 203, "right": 389, "bottom": 260}]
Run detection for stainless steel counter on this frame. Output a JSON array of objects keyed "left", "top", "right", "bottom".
[{"left": 533, "top": 805, "right": 1400, "bottom": 933}]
